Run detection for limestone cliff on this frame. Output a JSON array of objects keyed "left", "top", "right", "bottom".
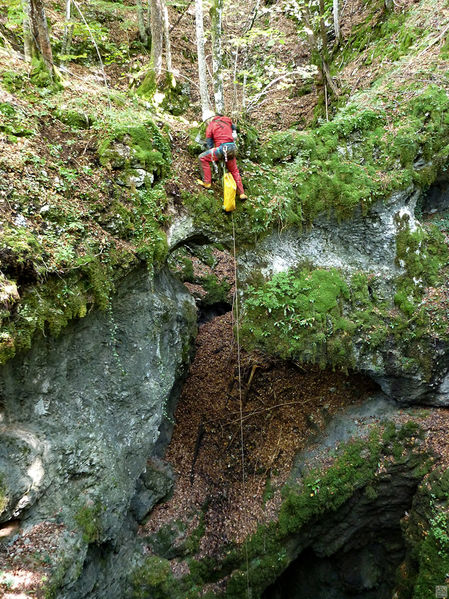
[{"left": 0, "top": 266, "right": 196, "bottom": 596}]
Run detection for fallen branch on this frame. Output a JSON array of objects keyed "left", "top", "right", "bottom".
[
  {"left": 223, "top": 399, "right": 310, "bottom": 426},
  {"left": 169, "top": 0, "right": 194, "bottom": 33},
  {"left": 415, "top": 23, "right": 449, "bottom": 60},
  {"left": 245, "top": 68, "right": 317, "bottom": 114},
  {"left": 190, "top": 417, "right": 205, "bottom": 485}
]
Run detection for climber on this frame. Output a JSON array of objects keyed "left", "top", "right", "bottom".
[{"left": 197, "top": 110, "right": 248, "bottom": 201}]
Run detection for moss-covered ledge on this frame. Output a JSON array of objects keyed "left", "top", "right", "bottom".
[{"left": 0, "top": 97, "right": 172, "bottom": 365}]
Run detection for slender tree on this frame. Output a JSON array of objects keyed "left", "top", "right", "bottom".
[
  {"left": 136, "top": 0, "right": 149, "bottom": 45},
  {"left": 210, "top": 0, "right": 224, "bottom": 113},
  {"left": 195, "top": 0, "right": 212, "bottom": 118},
  {"left": 150, "top": 0, "right": 164, "bottom": 77},
  {"left": 162, "top": 0, "right": 172, "bottom": 75},
  {"left": 22, "top": 0, "right": 33, "bottom": 61},
  {"left": 137, "top": 0, "right": 173, "bottom": 96},
  {"left": 300, "top": 0, "right": 339, "bottom": 96},
  {"left": 28, "top": 0, "right": 54, "bottom": 78},
  {"left": 333, "top": 0, "right": 340, "bottom": 45},
  {"left": 61, "top": 0, "right": 74, "bottom": 57}
]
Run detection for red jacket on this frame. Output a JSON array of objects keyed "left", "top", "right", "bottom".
[{"left": 205, "top": 116, "right": 236, "bottom": 148}]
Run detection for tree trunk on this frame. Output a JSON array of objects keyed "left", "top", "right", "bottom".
[
  {"left": 232, "top": 44, "right": 239, "bottom": 113},
  {"left": 22, "top": 0, "right": 33, "bottom": 61},
  {"left": 210, "top": 0, "right": 224, "bottom": 113},
  {"left": 29, "top": 0, "right": 54, "bottom": 78},
  {"left": 150, "top": 0, "right": 163, "bottom": 76},
  {"left": 302, "top": 3, "right": 339, "bottom": 97},
  {"left": 194, "top": 0, "right": 212, "bottom": 118},
  {"left": 322, "top": 59, "right": 339, "bottom": 96},
  {"left": 333, "top": 0, "right": 340, "bottom": 45},
  {"left": 162, "top": 0, "right": 172, "bottom": 74},
  {"left": 146, "top": 0, "right": 151, "bottom": 37},
  {"left": 318, "top": 0, "right": 328, "bottom": 58},
  {"left": 61, "top": 0, "right": 74, "bottom": 57},
  {"left": 136, "top": 0, "right": 148, "bottom": 45}
]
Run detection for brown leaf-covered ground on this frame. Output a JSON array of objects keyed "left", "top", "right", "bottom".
[
  {"left": 0, "top": 520, "right": 65, "bottom": 598},
  {"left": 141, "top": 309, "right": 381, "bottom": 553}
]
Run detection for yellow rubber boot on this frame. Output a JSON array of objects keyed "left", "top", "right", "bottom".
[{"left": 197, "top": 179, "right": 211, "bottom": 189}]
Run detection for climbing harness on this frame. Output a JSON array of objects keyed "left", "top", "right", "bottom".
[{"left": 231, "top": 215, "right": 251, "bottom": 599}]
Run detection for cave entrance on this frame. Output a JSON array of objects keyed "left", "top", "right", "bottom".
[
  {"left": 262, "top": 470, "right": 418, "bottom": 599},
  {"left": 262, "top": 538, "right": 404, "bottom": 599}
]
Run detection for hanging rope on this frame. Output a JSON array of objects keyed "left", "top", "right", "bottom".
[{"left": 231, "top": 214, "right": 251, "bottom": 599}]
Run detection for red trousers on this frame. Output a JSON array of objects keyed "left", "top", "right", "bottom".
[{"left": 199, "top": 148, "right": 245, "bottom": 195}]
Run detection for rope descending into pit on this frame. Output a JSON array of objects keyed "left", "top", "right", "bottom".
[{"left": 231, "top": 214, "right": 251, "bottom": 599}]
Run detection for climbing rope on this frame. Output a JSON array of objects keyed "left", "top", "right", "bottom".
[
  {"left": 231, "top": 214, "right": 251, "bottom": 599},
  {"left": 231, "top": 216, "right": 245, "bottom": 485}
]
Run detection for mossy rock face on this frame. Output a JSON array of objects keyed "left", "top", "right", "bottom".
[
  {"left": 0, "top": 266, "right": 197, "bottom": 595},
  {"left": 137, "top": 72, "right": 190, "bottom": 116},
  {"left": 400, "top": 469, "right": 449, "bottom": 599},
  {"left": 235, "top": 120, "right": 260, "bottom": 160},
  {"left": 98, "top": 120, "right": 171, "bottom": 182},
  {"left": 55, "top": 107, "right": 92, "bottom": 129},
  {"left": 186, "top": 122, "right": 208, "bottom": 156},
  {"left": 234, "top": 181, "right": 449, "bottom": 405},
  {"left": 160, "top": 76, "right": 191, "bottom": 117}
]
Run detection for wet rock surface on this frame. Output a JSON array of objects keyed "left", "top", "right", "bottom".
[{"left": 0, "top": 265, "right": 197, "bottom": 597}]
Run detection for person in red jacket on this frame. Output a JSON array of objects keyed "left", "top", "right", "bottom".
[{"left": 197, "top": 111, "right": 248, "bottom": 200}]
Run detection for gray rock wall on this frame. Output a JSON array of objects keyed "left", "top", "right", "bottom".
[
  {"left": 0, "top": 265, "right": 197, "bottom": 596},
  {"left": 238, "top": 189, "right": 420, "bottom": 292},
  {"left": 237, "top": 188, "right": 449, "bottom": 406}
]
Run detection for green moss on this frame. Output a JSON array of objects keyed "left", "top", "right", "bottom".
[
  {"left": 55, "top": 107, "right": 92, "bottom": 129},
  {"left": 0, "top": 102, "right": 34, "bottom": 140},
  {"left": 29, "top": 57, "right": 53, "bottom": 88},
  {"left": 0, "top": 245, "right": 136, "bottom": 365},
  {"left": 97, "top": 118, "right": 171, "bottom": 180},
  {"left": 337, "top": 1, "right": 420, "bottom": 69},
  {"left": 184, "top": 512, "right": 207, "bottom": 555},
  {"left": 132, "top": 556, "right": 175, "bottom": 599},
  {"left": 136, "top": 70, "right": 158, "bottom": 99},
  {"left": 0, "top": 474, "right": 7, "bottom": 515},
  {"left": 74, "top": 502, "right": 104, "bottom": 544},
  {"left": 160, "top": 73, "right": 190, "bottom": 116},
  {"left": 200, "top": 274, "right": 230, "bottom": 305},
  {"left": 241, "top": 267, "right": 355, "bottom": 368},
  {"left": 400, "top": 469, "right": 449, "bottom": 599},
  {"left": 2, "top": 70, "right": 28, "bottom": 93},
  {"left": 137, "top": 71, "right": 190, "bottom": 115},
  {"left": 237, "top": 84, "right": 449, "bottom": 235},
  {"left": 239, "top": 204, "right": 449, "bottom": 371},
  {"left": 394, "top": 216, "right": 449, "bottom": 316}
]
